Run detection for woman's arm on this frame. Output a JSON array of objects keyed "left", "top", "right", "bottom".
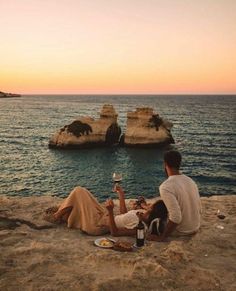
[
  {"left": 114, "top": 185, "right": 127, "bottom": 214},
  {"left": 105, "top": 199, "right": 136, "bottom": 237}
]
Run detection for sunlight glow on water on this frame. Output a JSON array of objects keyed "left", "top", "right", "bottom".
[{"left": 0, "top": 95, "right": 235, "bottom": 199}]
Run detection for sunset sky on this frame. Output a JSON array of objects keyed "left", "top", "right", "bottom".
[{"left": 1, "top": 0, "right": 236, "bottom": 94}]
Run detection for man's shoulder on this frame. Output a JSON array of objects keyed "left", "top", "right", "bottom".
[
  {"left": 160, "top": 176, "right": 177, "bottom": 188},
  {"left": 159, "top": 178, "right": 170, "bottom": 189},
  {"left": 159, "top": 178, "right": 174, "bottom": 195},
  {"left": 164, "top": 174, "right": 196, "bottom": 184},
  {"left": 181, "top": 174, "right": 198, "bottom": 187},
  {"left": 160, "top": 175, "right": 196, "bottom": 191}
]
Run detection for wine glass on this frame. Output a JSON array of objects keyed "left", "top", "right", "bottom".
[{"left": 112, "top": 172, "right": 122, "bottom": 192}]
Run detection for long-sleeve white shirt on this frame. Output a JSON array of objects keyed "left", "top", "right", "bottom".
[{"left": 160, "top": 174, "right": 201, "bottom": 234}]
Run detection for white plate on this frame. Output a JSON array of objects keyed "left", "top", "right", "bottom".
[{"left": 94, "top": 237, "right": 116, "bottom": 248}]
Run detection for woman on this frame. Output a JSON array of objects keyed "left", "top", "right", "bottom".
[{"left": 49, "top": 185, "right": 167, "bottom": 237}]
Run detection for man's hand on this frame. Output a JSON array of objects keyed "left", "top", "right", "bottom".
[
  {"left": 105, "top": 199, "right": 114, "bottom": 211},
  {"left": 146, "top": 234, "right": 166, "bottom": 242}
]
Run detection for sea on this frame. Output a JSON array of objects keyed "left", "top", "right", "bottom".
[{"left": 0, "top": 95, "right": 235, "bottom": 200}]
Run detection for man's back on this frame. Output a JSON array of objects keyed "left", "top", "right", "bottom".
[{"left": 160, "top": 174, "right": 201, "bottom": 234}]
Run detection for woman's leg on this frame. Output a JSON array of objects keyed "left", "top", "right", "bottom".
[
  {"left": 54, "top": 206, "right": 73, "bottom": 222},
  {"left": 53, "top": 186, "right": 108, "bottom": 234}
]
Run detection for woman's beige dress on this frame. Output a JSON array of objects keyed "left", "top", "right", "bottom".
[{"left": 57, "top": 186, "right": 109, "bottom": 235}]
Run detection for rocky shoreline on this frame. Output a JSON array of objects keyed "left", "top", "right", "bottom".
[
  {"left": 0, "top": 91, "right": 21, "bottom": 98},
  {"left": 0, "top": 194, "right": 235, "bottom": 291}
]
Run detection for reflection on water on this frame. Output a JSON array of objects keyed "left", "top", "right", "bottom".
[{"left": 0, "top": 95, "right": 235, "bottom": 199}]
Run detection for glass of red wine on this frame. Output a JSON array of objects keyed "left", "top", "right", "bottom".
[{"left": 112, "top": 172, "right": 122, "bottom": 192}]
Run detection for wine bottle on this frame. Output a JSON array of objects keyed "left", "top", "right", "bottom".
[{"left": 136, "top": 220, "right": 145, "bottom": 247}]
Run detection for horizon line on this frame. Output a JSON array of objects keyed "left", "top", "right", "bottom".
[{"left": 21, "top": 93, "right": 236, "bottom": 96}]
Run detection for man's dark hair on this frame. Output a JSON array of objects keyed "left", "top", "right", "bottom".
[{"left": 164, "top": 150, "right": 182, "bottom": 170}]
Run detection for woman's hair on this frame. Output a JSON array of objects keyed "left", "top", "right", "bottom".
[
  {"left": 147, "top": 200, "right": 168, "bottom": 235},
  {"left": 164, "top": 150, "right": 182, "bottom": 170}
]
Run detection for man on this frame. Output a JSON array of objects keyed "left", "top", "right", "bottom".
[{"left": 149, "top": 150, "right": 201, "bottom": 241}]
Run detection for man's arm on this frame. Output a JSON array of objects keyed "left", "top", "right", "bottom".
[
  {"left": 148, "top": 186, "right": 181, "bottom": 241},
  {"left": 148, "top": 220, "right": 178, "bottom": 241},
  {"left": 161, "top": 220, "right": 178, "bottom": 238},
  {"left": 161, "top": 187, "right": 182, "bottom": 223}
]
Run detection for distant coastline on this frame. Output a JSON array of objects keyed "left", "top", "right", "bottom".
[{"left": 0, "top": 91, "right": 21, "bottom": 98}]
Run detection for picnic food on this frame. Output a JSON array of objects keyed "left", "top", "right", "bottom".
[
  {"left": 99, "top": 238, "right": 114, "bottom": 247},
  {"left": 113, "top": 240, "right": 133, "bottom": 252}
]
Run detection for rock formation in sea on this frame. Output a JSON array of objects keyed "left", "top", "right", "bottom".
[
  {"left": 123, "top": 107, "right": 174, "bottom": 147},
  {"left": 0, "top": 90, "right": 21, "bottom": 98},
  {"left": 49, "top": 105, "right": 174, "bottom": 149},
  {"left": 49, "top": 104, "right": 121, "bottom": 149}
]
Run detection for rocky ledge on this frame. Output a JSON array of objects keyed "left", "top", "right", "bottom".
[
  {"left": 0, "top": 194, "right": 235, "bottom": 291},
  {"left": 49, "top": 104, "right": 174, "bottom": 149}
]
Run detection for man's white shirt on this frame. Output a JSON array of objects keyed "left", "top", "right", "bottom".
[{"left": 160, "top": 174, "right": 201, "bottom": 234}]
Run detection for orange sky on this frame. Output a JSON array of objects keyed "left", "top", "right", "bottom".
[{"left": 0, "top": 0, "right": 236, "bottom": 94}]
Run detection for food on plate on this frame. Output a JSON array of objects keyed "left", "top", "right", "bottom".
[
  {"left": 113, "top": 240, "right": 133, "bottom": 252},
  {"left": 99, "top": 238, "right": 114, "bottom": 247}
]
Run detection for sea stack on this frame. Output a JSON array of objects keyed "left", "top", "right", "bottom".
[
  {"left": 123, "top": 107, "right": 174, "bottom": 147},
  {"left": 49, "top": 104, "right": 121, "bottom": 149}
]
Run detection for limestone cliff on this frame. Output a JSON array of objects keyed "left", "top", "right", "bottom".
[
  {"left": 49, "top": 104, "right": 121, "bottom": 149},
  {"left": 123, "top": 107, "right": 174, "bottom": 147}
]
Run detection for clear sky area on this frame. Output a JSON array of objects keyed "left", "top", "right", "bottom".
[{"left": 1, "top": 0, "right": 236, "bottom": 94}]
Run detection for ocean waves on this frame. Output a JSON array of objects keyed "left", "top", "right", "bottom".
[{"left": 0, "top": 95, "right": 235, "bottom": 199}]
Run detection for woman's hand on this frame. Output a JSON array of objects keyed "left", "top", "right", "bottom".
[
  {"left": 113, "top": 184, "right": 124, "bottom": 194},
  {"left": 131, "top": 196, "right": 148, "bottom": 210},
  {"left": 114, "top": 185, "right": 126, "bottom": 200},
  {"left": 105, "top": 198, "right": 114, "bottom": 211}
]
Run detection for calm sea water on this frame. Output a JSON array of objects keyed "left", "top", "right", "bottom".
[{"left": 0, "top": 95, "right": 235, "bottom": 200}]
